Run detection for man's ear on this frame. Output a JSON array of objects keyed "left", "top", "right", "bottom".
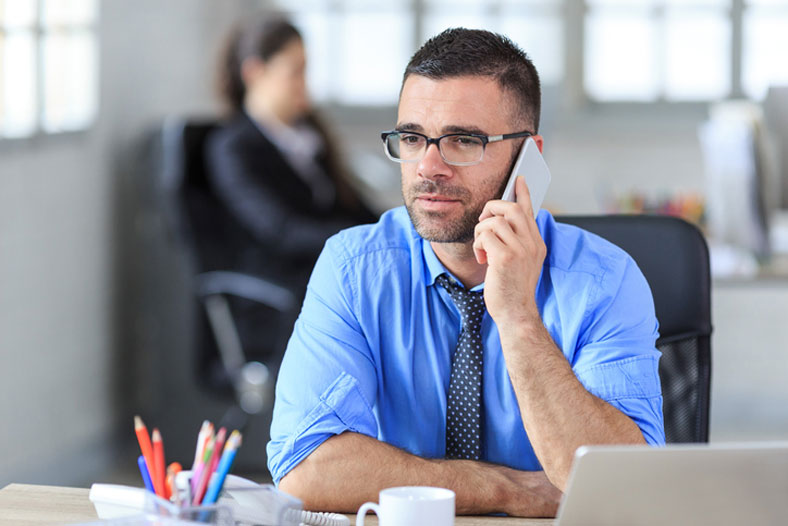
[{"left": 532, "top": 135, "right": 544, "bottom": 153}]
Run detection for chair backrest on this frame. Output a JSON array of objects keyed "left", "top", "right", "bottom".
[
  {"left": 159, "top": 118, "right": 257, "bottom": 274},
  {"left": 557, "top": 214, "right": 712, "bottom": 443}
]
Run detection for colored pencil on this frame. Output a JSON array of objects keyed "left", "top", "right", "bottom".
[
  {"left": 152, "top": 428, "right": 166, "bottom": 498},
  {"left": 191, "top": 435, "right": 215, "bottom": 504},
  {"left": 190, "top": 423, "right": 214, "bottom": 494},
  {"left": 201, "top": 431, "right": 242, "bottom": 505},
  {"left": 165, "top": 462, "right": 182, "bottom": 503},
  {"left": 192, "top": 427, "right": 226, "bottom": 505},
  {"left": 191, "top": 420, "right": 211, "bottom": 471},
  {"left": 137, "top": 455, "right": 155, "bottom": 493},
  {"left": 206, "top": 427, "right": 227, "bottom": 480},
  {"left": 134, "top": 416, "right": 156, "bottom": 492}
]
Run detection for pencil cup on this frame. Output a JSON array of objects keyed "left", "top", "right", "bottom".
[
  {"left": 87, "top": 483, "right": 233, "bottom": 525},
  {"left": 356, "top": 486, "right": 455, "bottom": 526}
]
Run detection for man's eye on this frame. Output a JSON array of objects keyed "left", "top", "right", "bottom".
[
  {"left": 451, "top": 135, "right": 482, "bottom": 147},
  {"left": 400, "top": 134, "right": 423, "bottom": 145}
]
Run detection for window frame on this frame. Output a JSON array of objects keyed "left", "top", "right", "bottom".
[
  {"left": 280, "top": 0, "right": 782, "bottom": 112},
  {"left": 0, "top": 0, "right": 99, "bottom": 141}
]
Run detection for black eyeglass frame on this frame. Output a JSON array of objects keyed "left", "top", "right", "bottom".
[{"left": 380, "top": 129, "right": 534, "bottom": 166}]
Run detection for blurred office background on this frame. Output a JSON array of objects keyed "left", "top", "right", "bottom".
[{"left": 2, "top": 0, "right": 788, "bottom": 487}]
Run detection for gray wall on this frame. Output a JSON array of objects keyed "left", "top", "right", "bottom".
[{"left": 0, "top": 0, "right": 256, "bottom": 486}]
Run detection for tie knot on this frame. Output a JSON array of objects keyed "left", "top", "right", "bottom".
[{"left": 436, "top": 274, "right": 485, "bottom": 331}]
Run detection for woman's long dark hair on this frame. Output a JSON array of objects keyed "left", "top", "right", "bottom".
[{"left": 216, "top": 14, "right": 372, "bottom": 216}]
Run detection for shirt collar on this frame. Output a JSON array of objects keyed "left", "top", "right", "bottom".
[
  {"left": 421, "top": 238, "right": 485, "bottom": 292},
  {"left": 419, "top": 210, "right": 550, "bottom": 294}
]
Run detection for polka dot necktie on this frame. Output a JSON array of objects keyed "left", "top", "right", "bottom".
[{"left": 436, "top": 273, "right": 486, "bottom": 460}]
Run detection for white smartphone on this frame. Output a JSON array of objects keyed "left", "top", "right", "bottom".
[{"left": 500, "top": 136, "right": 551, "bottom": 215}]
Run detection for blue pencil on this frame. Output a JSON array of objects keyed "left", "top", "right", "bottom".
[
  {"left": 138, "top": 455, "right": 155, "bottom": 493},
  {"left": 200, "top": 431, "right": 242, "bottom": 505}
]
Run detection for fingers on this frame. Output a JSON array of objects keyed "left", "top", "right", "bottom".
[
  {"left": 515, "top": 176, "right": 534, "bottom": 219},
  {"left": 480, "top": 177, "right": 534, "bottom": 223},
  {"left": 473, "top": 228, "right": 506, "bottom": 265}
]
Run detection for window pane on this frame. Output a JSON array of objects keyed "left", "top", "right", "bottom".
[
  {"left": 591, "top": 0, "right": 728, "bottom": 5},
  {"left": 746, "top": 0, "right": 788, "bottom": 6},
  {"left": 500, "top": 13, "right": 564, "bottom": 85},
  {"left": 337, "top": 12, "right": 411, "bottom": 105},
  {"left": 0, "top": 0, "right": 36, "bottom": 28},
  {"left": 665, "top": 0, "right": 730, "bottom": 5},
  {"left": 422, "top": 9, "right": 494, "bottom": 43},
  {"left": 585, "top": 11, "right": 659, "bottom": 101},
  {"left": 41, "top": 30, "right": 98, "bottom": 132},
  {"left": 42, "top": 0, "right": 98, "bottom": 26},
  {"left": 664, "top": 10, "right": 730, "bottom": 99},
  {"left": 587, "top": 0, "right": 657, "bottom": 6},
  {"left": 743, "top": 10, "right": 788, "bottom": 100},
  {"left": 292, "top": 11, "right": 338, "bottom": 102},
  {"left": 501, "top": 0, "right": 564, "bottom": 5},
  {"left": 425, "top": 0, "right": 490, "bottom": 8},
  {"left": 0, "top": 32, "right": 36, "bottom": 137}
]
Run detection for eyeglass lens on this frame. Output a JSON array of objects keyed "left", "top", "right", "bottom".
[{"left": 386, "top": 133, "right": 484, "bottom": 164}]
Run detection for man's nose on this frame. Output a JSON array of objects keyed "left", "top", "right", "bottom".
[{"left": 417, "top": 143, "right": 452, "bottom": 180}]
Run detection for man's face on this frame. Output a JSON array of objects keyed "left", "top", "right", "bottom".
[{"left": 398, "top": 75, "right": 520, "bottom": 243}]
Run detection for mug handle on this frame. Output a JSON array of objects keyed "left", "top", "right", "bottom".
[{"left": 355, "top": 502, "right": 380, "bottom": 526}]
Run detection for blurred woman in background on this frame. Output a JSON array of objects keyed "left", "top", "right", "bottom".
[
  {"left": 204, "top": 15, "right": 377, "bottom": 383},
  {"left": 208, "top": 14, "right": 377, "bottom": 289}
]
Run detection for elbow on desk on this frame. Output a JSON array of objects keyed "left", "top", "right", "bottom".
[
  {"left": 277, "top": 467, "right": 307, "bottom": 502},
  {"left": 277, "top": 460, "right": 333, "bottom": 511}
]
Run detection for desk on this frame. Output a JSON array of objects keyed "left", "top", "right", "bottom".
[{"left": 0, "top": 483, "right": 553, "bottom": 525}]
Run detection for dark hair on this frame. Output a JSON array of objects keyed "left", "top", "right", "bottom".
[
  {"left": 404, "top": 28, "right": 541, "bottom": 132},
  {"left": 218, "top": 15, "right": 302, "bottom": 113}
]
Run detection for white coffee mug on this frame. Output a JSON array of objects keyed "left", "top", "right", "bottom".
[{"left": 356, "top": 486, "right": 455, "bottom": 526}]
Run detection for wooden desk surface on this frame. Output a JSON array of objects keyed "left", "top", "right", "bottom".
[{"left": 0, "top": 483, "right": 553, "bottom": 525}]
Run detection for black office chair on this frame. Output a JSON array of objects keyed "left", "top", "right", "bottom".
[
  {"left": 158, "top": 117, "right": 297, "bottom": 421},
  {"left": 557, "top": 215, "right": 712, "bottom": 443}
]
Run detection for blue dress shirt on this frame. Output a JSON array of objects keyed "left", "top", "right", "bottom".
[{"left": 267, "top": 207, "right": 665, "bottom": 484}]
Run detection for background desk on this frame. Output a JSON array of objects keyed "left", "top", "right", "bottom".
[{"left": 0, "top": 483, "right": 553, "bottom": 525}]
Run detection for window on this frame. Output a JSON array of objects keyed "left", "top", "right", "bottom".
[
  {"left": 743, "top": 0, "right": 788, "bottom": 99},
  {"left": 280, "top": 0, "right": 787, "bottom": 106},
  {"left": 284, "top": 0, "right": 564, "bottom": 106},
  {"left": 584, "top": 0, "right": 788, "bottom": 103},
  {"left": 0, "top": 0, "right": 98, "bottom": 139},
  {"left": 585, "top": 0, "right": 730, "bottom": 102}
]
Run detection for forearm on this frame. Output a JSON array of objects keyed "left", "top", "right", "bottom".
[
  {"left": 501, "top": 320, "right": 646, "bottom": 491},
  {"left": 278, "top": 431, "right": 561, "bottom": 517}
]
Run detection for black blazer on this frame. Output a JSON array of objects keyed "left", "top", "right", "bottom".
[{"left": 205, "top": 112, "right": 376, "bottom": 285}]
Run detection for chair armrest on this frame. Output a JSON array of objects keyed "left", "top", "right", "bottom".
[{"left": 195, "top": 271, "right": 297, "bottom": 312}]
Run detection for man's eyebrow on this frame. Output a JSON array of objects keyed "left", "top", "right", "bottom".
[
  {"left": 395, "top": 122, "right": 424, "bottom": 132},
  {"left": 443, "top": 125, "right": 487, "bottom": 136},
  {"left": 394, "top": 123, "right": 489, "bottom": 136}
]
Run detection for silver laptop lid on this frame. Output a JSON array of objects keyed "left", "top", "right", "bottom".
[{"left": 556, "top": 442, "right": 788, "bottom": 526}]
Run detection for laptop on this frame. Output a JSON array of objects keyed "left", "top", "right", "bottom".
[{"left": 556, "top": 442, "right": 788, "bottom": 526}]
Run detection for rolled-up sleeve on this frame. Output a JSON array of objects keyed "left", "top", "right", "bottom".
[
  {"left": 267, "top": 237, "right": 379, "bottom": 484},
  {"left": 572, "top": 256, "right": 666, "bottom": 446}
]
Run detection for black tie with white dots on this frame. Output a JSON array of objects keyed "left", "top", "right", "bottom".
[{"left": 436, "top": 273, "right": 486, "bottom": 460}]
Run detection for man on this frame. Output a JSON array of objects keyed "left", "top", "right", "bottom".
[{"left": 267, "top": 28, "right": 664, "bottom": 517}]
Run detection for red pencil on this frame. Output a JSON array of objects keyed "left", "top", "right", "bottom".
[
  {"left": 134, "top": 416, "right": 156, "bottom": 492},
  {"left": 152, "top": 428, "right": 166, "bottom": 498},
  {"left": 192, "top": 427, "right": 226, "bottom": 505}
]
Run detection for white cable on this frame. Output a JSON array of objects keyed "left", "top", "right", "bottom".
[{"left": 300, "top": 510, "right": 351, "bottom": 526}]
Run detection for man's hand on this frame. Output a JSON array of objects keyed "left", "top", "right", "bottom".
[{"left": 473, "top": 176, "right": 545, "bottom": 329}]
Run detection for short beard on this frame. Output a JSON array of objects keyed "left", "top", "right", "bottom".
[{"left": 403, "top": 169, "right": 512, "bottom": 244}]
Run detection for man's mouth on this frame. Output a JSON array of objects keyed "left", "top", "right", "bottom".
[{"left": 417, "top": 195, "right": 460, "bottom": 202}]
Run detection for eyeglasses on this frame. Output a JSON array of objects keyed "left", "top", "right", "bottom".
[{"left": 380, "top": 129, "right": 533, "bottom": 166}]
